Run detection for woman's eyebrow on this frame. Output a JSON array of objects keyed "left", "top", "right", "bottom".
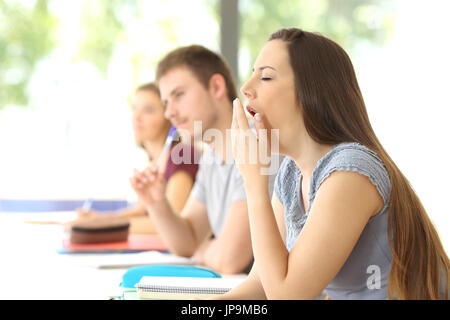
[{"left": 252, "top": 65, "right": 277, "bottom": 72}]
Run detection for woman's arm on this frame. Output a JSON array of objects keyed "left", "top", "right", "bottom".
[
  {"left": 126, "top": 170, "right": 195, "bottom": 234},
  {"left": 102, "top": 164, "right": 195, "bottom": 219},
  {"left": 75, "top": 202, "right": 147, "bottom": 221},
  {"left": 218, "top": 264, "right": 267, "bottom": 300},
  {"left": 246, "top": 170, "right": 383, "bottom": 299},
  {"left": 114, "top": 202, "right": 147, "bottom": 218},
  {"left": 216, "top": 193, "right": 287, "bottom": 299},
  {"left": 74, "top": 169, "right": 194, "bottom": 232}
]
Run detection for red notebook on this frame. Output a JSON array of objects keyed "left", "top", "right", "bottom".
[{"left": 60, "top": 234, "right": 168, "bottom": 253}]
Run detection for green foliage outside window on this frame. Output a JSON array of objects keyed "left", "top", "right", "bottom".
[
  {"left": 0, "top": 0, "right": 57, "bottom": 109},
  {"left": 238, "top": 0, "right": 395, "bottom": 81},
  {"left": 0, "top": 0, "right": 395, "bottom": 110}
]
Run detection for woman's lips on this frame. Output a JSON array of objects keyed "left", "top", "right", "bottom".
[{"left": 246, "top": 105, "right": 257, "bottom": 117}]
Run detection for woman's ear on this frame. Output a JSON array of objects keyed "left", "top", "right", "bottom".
[{"left": 208, "top": 73, "right": 227, "bottom": 100}]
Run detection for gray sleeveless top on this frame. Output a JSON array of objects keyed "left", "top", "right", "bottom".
[{"left": 274, "top": 142, "right": 392, "bottom": 299}]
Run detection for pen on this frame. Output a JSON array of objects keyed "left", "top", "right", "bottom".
[{"left": 156, "top": 126, "right": 177, "bottom": 170}]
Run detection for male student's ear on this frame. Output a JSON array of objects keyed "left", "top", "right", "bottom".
[{"left": 208, "top": 73, "right": 227, "bottom": 100}]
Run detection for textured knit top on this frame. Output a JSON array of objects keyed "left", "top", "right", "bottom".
[{"left": 274, "top": 142, "right": 392, "bottom": 299}]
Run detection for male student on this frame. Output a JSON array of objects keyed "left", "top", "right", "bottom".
[{"left": 130, "top": 45, "right": 278, "bottom": 274}]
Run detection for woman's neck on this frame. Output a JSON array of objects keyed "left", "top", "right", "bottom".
[
  {"left": 294, "top": 143, "right": 334, "bottom": 180},
  {"left": 142, "top": 135, "right": 167, "bottom": 162},
  {"left": 282, "top": 129, "right": 334, "bottom": 180}
]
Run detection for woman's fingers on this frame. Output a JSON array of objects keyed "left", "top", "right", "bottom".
[
  {"left": 253, "top": 113, "right": 264, "bottom": 129},
  {"left": 233, "top": 98, "right": 250, "bottom": 130},
  {"left": 232, "top": 98, "right": 239, "bottom": 131},
  {"left": 253, "top": 112, "right": 271, "bottom": 150}
]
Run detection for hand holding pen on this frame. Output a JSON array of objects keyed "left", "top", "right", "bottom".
[
  {"left": 76, "top": 197, "right": 96, "bottom": 219},
  {"left": 130, "top": 126, "right": 176, "bottom": 207}
]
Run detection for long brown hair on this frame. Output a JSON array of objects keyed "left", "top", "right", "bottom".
[{"left": 269, "top": 28, "right": 449, "bottom": 299}]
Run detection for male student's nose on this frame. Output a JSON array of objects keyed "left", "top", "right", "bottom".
[{"left": 164, "top": 100, "right": 178, "bottom": 121}]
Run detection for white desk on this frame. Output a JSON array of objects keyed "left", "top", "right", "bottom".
[
  {"left": 0, "top": 212, "right": 246, "bottom": 300},
  {"left": 0, "top": 212, "right": 125, "bottom": 299}
]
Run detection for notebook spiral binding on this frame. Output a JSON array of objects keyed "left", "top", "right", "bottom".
[{"left": 136, "top": 285, "right": 231, "bottom": 294}]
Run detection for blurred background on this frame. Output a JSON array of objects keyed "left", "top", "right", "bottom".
[{"left": 0, "top": 0, "right": 448, "bottom": 251}]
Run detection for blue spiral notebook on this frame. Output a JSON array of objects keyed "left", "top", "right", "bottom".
[{"left": 119, "top": 265, "right": 222, "bottom": 300}]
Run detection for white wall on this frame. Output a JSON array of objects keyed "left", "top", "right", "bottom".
[{"left": 356, "top": 0, "right": 450, "bottom": 252}]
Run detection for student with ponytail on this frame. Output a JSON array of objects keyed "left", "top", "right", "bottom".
[{"left": 223, "top": 28, "right": 449, "bottom": 299}]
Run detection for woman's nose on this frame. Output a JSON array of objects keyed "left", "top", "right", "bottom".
[
  {"left": 132, "top": 111, "right": 141, "bottom": 122},
  {"left": 240, "top": 79, "right": 255, "bottom": 100}
]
